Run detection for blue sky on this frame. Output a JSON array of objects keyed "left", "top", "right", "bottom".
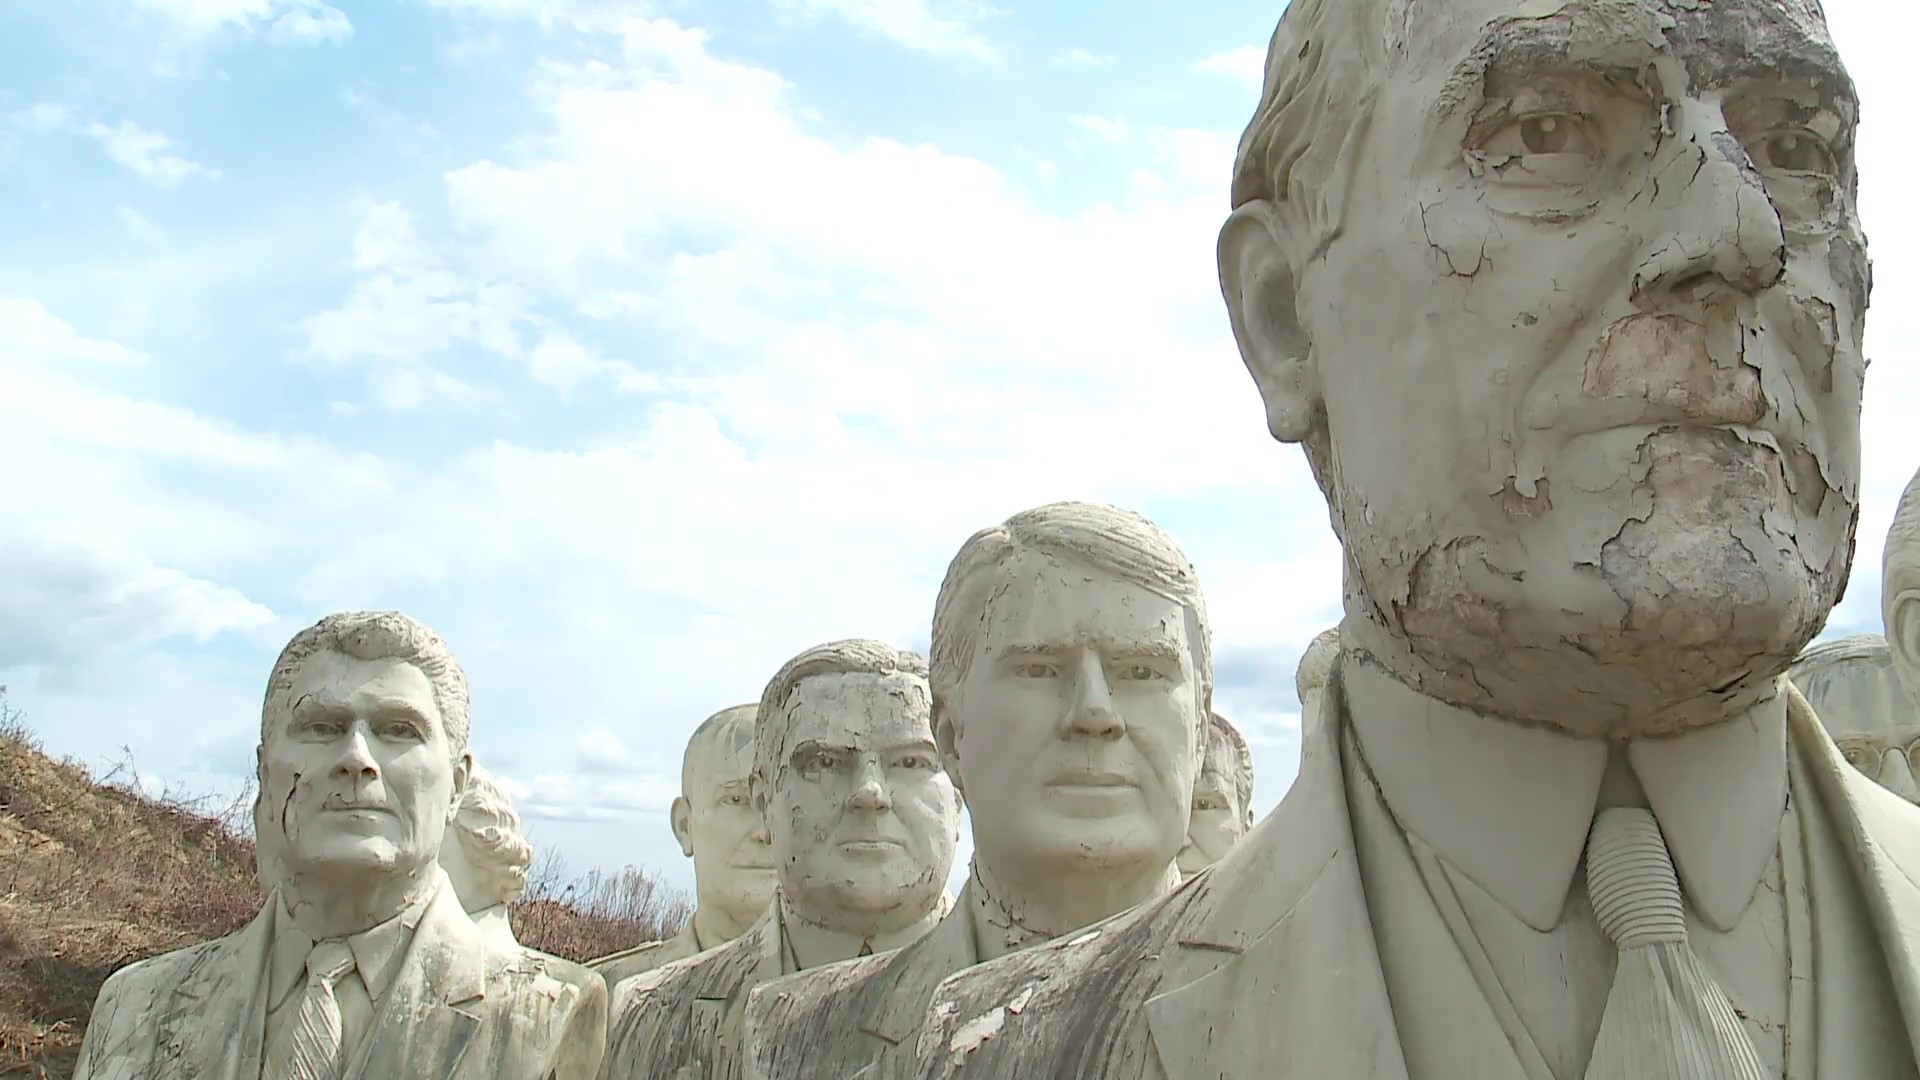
[{"left": 2, "top": 0, "right": 1916, "bottom": 894}]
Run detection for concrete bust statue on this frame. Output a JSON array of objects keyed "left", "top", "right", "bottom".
[
  {"left": 1888, "top": 466, "right": 1920, "bottom": 735},
  {"left": 604, "top": 640, "right": 959, "bottom": 1080},
  {"left": 1790, "top": 635, "right": 1920, "bottom": 803},
  {"left": 889, "top": 4, "right": 1920, "bottom": 1080},
  {"left": 590, "top": 703, "right": 772, "bottom": 984},
  {"left": 439, "top": 762, "right": 533, "bottom": 944},
  {"left": 75, "top": 610, "right": 607, "bottom": 1080},
  {"left": 1177, "top": 712, "right": 1253, "bottom": 879},
  {"left": 1294, "top": 626, "right": 1340, "bottom": 763},
  {"left": 746, "top": 502, "right": 1209, "bottom": 1080}
]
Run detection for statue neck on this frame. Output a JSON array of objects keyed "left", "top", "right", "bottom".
[
  {"left": 691, "top": 902, "right": 756, "bottom": 947},
  {"left": 281, "top": 862, "right": 439, "bottom": 941},
  {"left": 777, "top": 895, "right": 943, "bottom": 972},
  {"left": 967, "top": 855, "right": 1179, "bottom": 964}
]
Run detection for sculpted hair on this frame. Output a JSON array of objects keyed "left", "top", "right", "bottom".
[
  {"left": 1230, "top": 0, "right": 1394, "bottom": 229},
  {"left": 1206, "top": 712, "right": 1255, "bottom": 819},
  {"left": 754, "top": 640, "right": 931, "bottom": 791},
  {"left": 929, "top": 501, "right": 1213, "bottom": 739},
  {"left": 1886, "top": 466, "right": 1920, "bottom": 635},
  {"left": 262, "top": 611, "right": 471, "bottom": 757},
  {"left": 683, "top": 703, "right": 758, "bottom": 798},
  {"left": 1295, "top": 627, "right": 1342, "bottom": 707},
  {"left": 449, "top": 763, "right": 533, "bottom": 906}
]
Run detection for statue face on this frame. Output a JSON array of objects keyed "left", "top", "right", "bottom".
[
  {"left": 1798, "top": 654, "right": 1920, "bottom": 804},
  {"left": 682, "top": 719, "right": 775, "bottom": 926},
  {"left": 1175, "top": 754, "right": 1247, "bottom": 877},
  {"left": 765, "top": 671, "right": 958, "bottom": 933},
  {"left": 949, "top": 548, "right": 1202, "bottom": 879},
  {"left": 1227, "top": 0, "right": 1866, "bottom": 734},
  {"left": 259, "top": 652, "right": 466, "bottom": 885}
]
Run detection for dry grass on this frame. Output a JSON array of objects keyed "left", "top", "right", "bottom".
[{"left": 0, "top": 689, "right": 689, "bottom": 1078}]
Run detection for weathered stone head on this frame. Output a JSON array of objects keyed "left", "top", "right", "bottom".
[
  {"left": 1294, "top": 626, "right": 1341, "bottom": 761},
  {"left": 931, "top": 501, "right": 1211, "bottom": 883},
  {"left": 1221, "top": 0, "right": 1867, "bottom": 737},
  {"left": 1888, "top": 466, "right": 1920, "bottom": 716},
  {"left": 255, "top": 611, "right": 473, "bottom": 923},
  {"left": 1177, "top": 712, "right": 1255, "bottom": 878},
  {"left": 1790, "top": 635, "right": 1918, "bottom": 803},
  {"left": 439, "top": 761, "right": 533, "bottom": 916},
  {"left": 752, "top": 640, "right": 959, "bottom": 937},
  {"left": 673, "top": 703, "right": 775, "bottom": 935}
]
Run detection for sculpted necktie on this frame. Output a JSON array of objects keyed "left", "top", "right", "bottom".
[
  {"left": 1582, "top": 807, "right": 1766, "bottom": 1080},
  {"left": 269, "top": 939, "right": 357, "bottom": 1080}
]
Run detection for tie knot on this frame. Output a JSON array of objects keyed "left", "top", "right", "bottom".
[
  {"left": 307, "top": 940, "right": 355, "bottom": 985},
  {"left": 1586, "top": 806, "right": 1686, "bottom": 948}
]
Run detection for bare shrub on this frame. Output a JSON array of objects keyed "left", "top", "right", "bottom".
[{"left": 510, "top": 848, "right": 693, "bottom": 962}]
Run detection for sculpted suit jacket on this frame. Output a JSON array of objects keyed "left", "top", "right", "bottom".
[
  {"left": 73, "top": 879, "right": 608, "bottom": 1080},
  {"left": 603, "top": 905, "right": 782, "bottom": 1080},
  {"left": 743, "top": 883, "right": 981, "bottom": 1080},
  {"left": 591, "top": 921, "right": 705, "bottom": 991},
  {"left": 886, "top": 664, "right": 1920, "bottom": 1080}
]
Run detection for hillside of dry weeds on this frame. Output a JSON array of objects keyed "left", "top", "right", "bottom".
[{"left": 0, "top": 690, "right": 690, "bottom": 1078}]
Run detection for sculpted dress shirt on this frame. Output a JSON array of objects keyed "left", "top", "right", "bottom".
[{"left": 261, "top": 893, "right": 427, "bottom": 1072}]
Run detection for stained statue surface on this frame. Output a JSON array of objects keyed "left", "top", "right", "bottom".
[
  {"left": 438, "top": 762, "right": 533, "bottom": 945},
  {"left": 591, "top": 703, "right": 773, "bottom": 983},
  {"left": 602, "top": 640, "right": 960, "bottom": 1080},
  {"left": 744, "top": 502, "right": 1208, "bottom": 1080},
  {"left": 74, "top": 611, "right": 608, "bottom": 1080},
  {"left": 1176, "top": 712, "right": 1253, "bottom": 880},
  {"left": 878, "top": 3, "right": 1920, "bottom": 1079}
]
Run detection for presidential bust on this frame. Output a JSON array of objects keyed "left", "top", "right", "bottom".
[
  {"left": 890, "top": 3, "right": 1920, "bottom": 1079},
  {"left": 590, "top": 703, "right": 773, "bottom": 983},
  {"left": 1790, "top": 635, "right": 1920, "bottom": 802},
  {"left": 1176, "top": 712, "right": 1253, "bottom": 879},
  {"left": 75, "top": 611, "right": 607, "bottom": 1080},
  {"left": 438, "top": 762, "right": 533, "bottom": 944},
  {"left": 603, "top": 640, "right": 960, "bottom": 1080},
  {"left": 746, "top": 502, "right": 1208, "bottom": 1080}
]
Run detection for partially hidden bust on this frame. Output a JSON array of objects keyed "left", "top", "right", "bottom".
[
  {"left": 1177, "top": 712, "right": 1254, "bottom": 879},
  {"left": 745, "top": 502, "right": 1211, "bottom": 1080},
  {"left": 438, "top": 762, "right": 533, "bottom": 944},
  {"left": 603, "top": 639, "right": 960, "bottom": 1080},
  {"left": 75, "top": 610, "right": 607, "bottom": 1080},
  {"left": 590, "top": 703, "right": 773, "bottom": 984},
  {"left": 883, "top": 3, "right": 1920, "bottom": 1079}
]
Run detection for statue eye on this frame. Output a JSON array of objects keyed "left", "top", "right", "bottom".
[
  {"left": 1117, "top": 663, "right": 1168, "bottom": 682},
  {"left": 1481, "top": 112, "right": 1597, "bottom": 158},
  {"left": 1838, "top": 741, "right": 1877, "bottom": 771},
  {"left": 1012, "top": 662, "right": 1059, "bottom": 679},
  {"left": 1752, "top": 129, "right": 1836, "bottom": 177}
]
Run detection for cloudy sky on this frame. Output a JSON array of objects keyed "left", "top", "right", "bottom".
[{"left": 2, "top": 0, "right": 1915, "bottom": 895}]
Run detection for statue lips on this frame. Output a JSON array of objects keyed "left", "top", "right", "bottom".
[{"left": 1045, "top": 769, "right": 1139, "bottom": 818}]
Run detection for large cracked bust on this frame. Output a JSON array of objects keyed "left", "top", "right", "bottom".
[
  {"left": 603, "top": 639, "right": 959, "bottom": 1080},
  {"left": 745, "top": 502, "right": 1209, "bottom": 1080},
  {"left": 589, "top": 703, "right": 774, "bottom": 983},
  {"left": 881, "top": 4, "right": 1920, "bottom": 1080},
  {"left": 75, "top": 611, "right": 607, "bottom": 1080}
]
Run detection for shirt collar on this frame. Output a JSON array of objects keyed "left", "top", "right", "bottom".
[
  {"left": 268, "top": 884, "right": 433, "bottom": 1006},
  {"left": 1343, "top": 658, "right": 1788, "bottom": 932}
]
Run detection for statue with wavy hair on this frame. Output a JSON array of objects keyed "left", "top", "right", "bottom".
[{"left": 439, "top": 762, "right": 534, "bottom": 944}]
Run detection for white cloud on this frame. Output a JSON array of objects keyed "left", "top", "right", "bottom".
[
  {"left": 1052, "top": 47, "right": 1112, "bottom": 67},
  {"left": 1189, "top": 44, "right": 1265, "bottom": 91},
  {"left": 0, "top": 297, "right": 149, "bottom": 367},
  {"left": 129, "top": 0, "right": 352, "bottom": 44},
  {"left": 770, "top": 0, "right": 998, "bottom": 62},
  {"left": 1068, "top": 113, "right": 1132, "bottom": 144},
  {"left": 10, "top": 106, "right": 220, "bottom": 187}
]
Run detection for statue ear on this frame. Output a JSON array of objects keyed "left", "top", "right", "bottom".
[
  {"left": 934, "top": 708, "right": 966, "bottom": 805},
  {"left": 1219, "top": 198, "right": 1320, "bottom": 444},
  {"left": 1890, "top": 579, "right": 1920, "bottom": 697},
  {"left": 447, "top": 750, "right": 472, "bottom": 821},
  {"left": 669, "top": 795, "right": 695, "bottom": 857}
]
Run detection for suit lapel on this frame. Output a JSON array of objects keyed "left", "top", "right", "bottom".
[
  {"left": 861, "top": 888, "right": 980, "bottom": 1047},
  {"left": 1145, "top": 659, "right": 1412, "bottom": 1080},
  {"left": 344, "top": 885, "right": 486, "bottom": 1080},
  {"left": 154, "top": 902, "right": 276, "bottom": 1080},
  {"left": 1786, "top": 683, "right": 1920, "bottom": 1066}
]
